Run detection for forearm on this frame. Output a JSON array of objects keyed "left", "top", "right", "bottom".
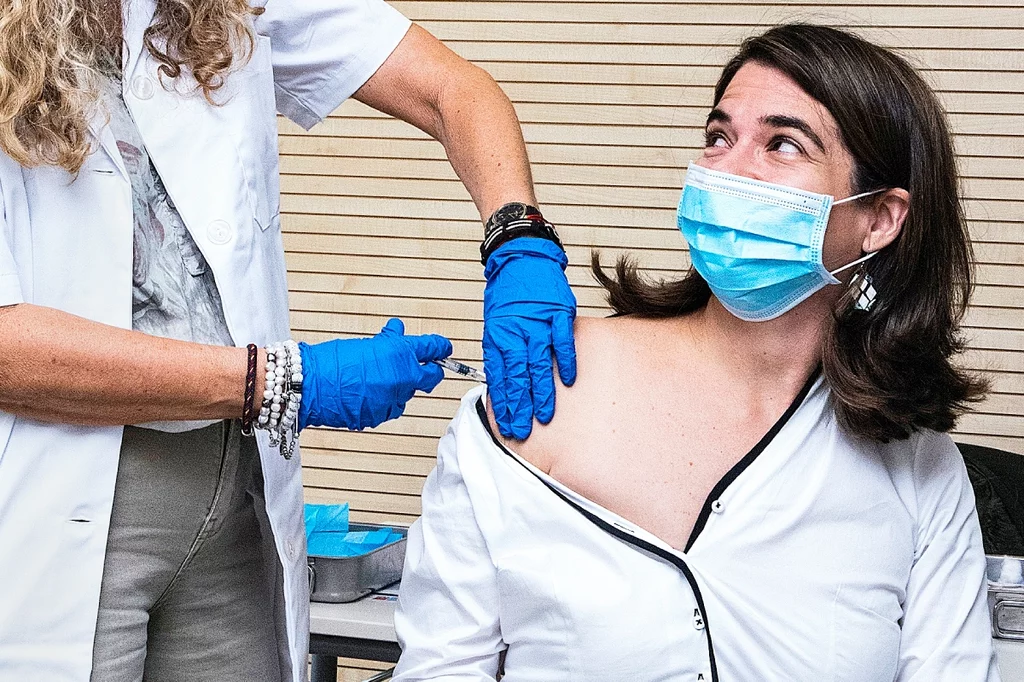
[
  {"left": 432, "top": 61, "right": 537, "bottom": 222},
  {"left": 353, "top": 24, "right": 537, "bottom": 224},
  {"left": 0, "top": 304, "right": 260, "bottom": 426}
]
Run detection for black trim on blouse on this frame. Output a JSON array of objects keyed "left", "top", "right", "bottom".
[
  {"left": 473, "top": 365, "right": 821, "bottom": 682},
  {"left": 475, "top": 399, "right": 727, "bottom": 680},
  {"left": 683, "top": 367, "right": 821, "bottom": 552}
]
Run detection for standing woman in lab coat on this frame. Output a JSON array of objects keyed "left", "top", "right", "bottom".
[{"left": 0, "top": 1, "right": 578, "bottom": 680}]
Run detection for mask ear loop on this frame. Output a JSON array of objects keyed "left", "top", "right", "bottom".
[
  {"left": 829, "top": 250, "right": 878, "bottom": 277},
  {"left": 823, "top": 183, "right": 888, "bottom": 294},
  {"left": 833, "top": 187, "right": 888, "bottom": 206},
  {"left": 828, "top": 187, "right": 889, "bottom": 308}
]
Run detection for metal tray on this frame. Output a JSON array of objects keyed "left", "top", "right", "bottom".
[
  {"left": 307, "top": 523, "right": 407, "bottom": 603},
  {"left": 988, "top": 555, "right": 1024, "bottom": 641}
]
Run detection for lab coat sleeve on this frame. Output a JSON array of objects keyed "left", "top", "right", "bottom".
[
  {"left": 392, "top": 424, "right": 504, "bottom": 681},
  {"left": 254, "top": 0, "right": 412, "bottom": 130},
  {"left": 0, "top": 183, "right": 23, "bottom": 307},
  {"left": 896, "top": 430, "right": 1000, "bottom": 681}
]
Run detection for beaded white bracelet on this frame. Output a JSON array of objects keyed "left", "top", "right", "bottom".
[{"left": 256, "top": 339, "right": 303, "bottom": 459}]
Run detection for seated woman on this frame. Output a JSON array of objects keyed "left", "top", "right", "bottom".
[{"left": 392, "top": 24, "right": 998, "bottom": 682}]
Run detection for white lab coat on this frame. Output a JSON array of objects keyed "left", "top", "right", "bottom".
[{"left": 0, "top": 2, "right": 410, "bottom": 680}]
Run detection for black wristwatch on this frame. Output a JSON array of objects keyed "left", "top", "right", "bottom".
[{"left": 480, "top": 202, "right": 563, "bottom": 265}]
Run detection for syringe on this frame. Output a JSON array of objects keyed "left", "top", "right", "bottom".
[{"left": 433, "top": 358, "right": 487, "bottom": 383}]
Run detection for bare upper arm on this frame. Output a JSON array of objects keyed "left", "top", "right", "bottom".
[
  {"left": 352, "top": 23, "right": 479, "bottom": 140},
  {"left": 484, "top": 316, "right": 629, "bottom": 474}
]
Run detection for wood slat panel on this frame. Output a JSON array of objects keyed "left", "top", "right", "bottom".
[
  {"left": 443, "top": 42, "right": 1024, "bottom": 72},
  {"left": 285, "top": 252, "right": 1024, "bottom": 296},
  {"left": 300, "top": 486, "right": 422, "bottom": 515},
  {"left": 282, "top": 150, "right": 1024, "bottom": 185},
  {"left": 284, "top": 114, "right": 1024, "bottom": 150},
  {"left": 303, "top": 469, "right": 425, "bottom": 496},
  {"left": 320, "top": 83, "right": 1024, "bottom": 116},
  {"left": 418, "top": 21, "right": 1024, "bottom": 49},
  {"left": 281, "top": 189, "right": 1023, "bottom": 227},
  {"left": 302, "top": 449, "right": 437, "bottom": 476},
  {"left": 953, "top": 434, "right": 1024, "bottom": 455},
  {"left": 282, "top": 166, "right": 1024, "bottom": 207},
  {"left": 278, "top": 135, "right": 1023, "bottom": 169},
  {"left": 287, "top": 291, "right": 1024, "bottom": 328},
  {"left": 280, "top": 212, "right": 1021, "bottom": 256},
  {"left": 389, "top": 3, "right": 1024, "bottom": 27},
  {"left": 282, "top": 234, "right": 1024, "bottom": 280}
]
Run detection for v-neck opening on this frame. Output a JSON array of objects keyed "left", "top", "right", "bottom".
[
  {"left": 473, "top": 397, "right": 672, "bottom": 550},
  {"left": 473, "top": 395, "right": 722, "bottom": 681},
  {"left": 473, "top": 365, "right": 821, "bottom": 556},
  {"left": 683, "top": 366, "right": 821, "bottom": 552}
]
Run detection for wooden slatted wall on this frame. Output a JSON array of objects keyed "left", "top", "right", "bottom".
[
  {"left": 282, "top": 2, "right": 1022, "bottom": 678},
  {"left": 282, "top": 0, "right": 1024, "bottom": 546}
]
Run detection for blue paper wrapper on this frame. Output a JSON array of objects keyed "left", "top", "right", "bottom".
[
  {"left": 304, "top": 503, "right": 350, "bottom": 537},
  {"left": 304, "top": 503, "right": 403, "bottom": 558},
  {"left": 307, "top": 528, "right": 404, "bottom": 557}
]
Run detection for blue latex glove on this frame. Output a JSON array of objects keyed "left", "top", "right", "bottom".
[
  {"left": 298, "top": 318, "right": 452, "bottom": 431},
  {"left": 483, "top": 238, "right": 577, "bottom": 440}
]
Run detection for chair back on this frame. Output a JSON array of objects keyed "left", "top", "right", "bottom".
[{"left": 957, "top": 442, "right": 1024, "bottom": 557}]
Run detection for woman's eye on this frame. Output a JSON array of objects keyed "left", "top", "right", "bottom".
[
  {"left": 704, "top": 131, "right": 728, "bottom": 148},
  {"left": 771, "top": 137, "right": 802, "bottom": 155}
]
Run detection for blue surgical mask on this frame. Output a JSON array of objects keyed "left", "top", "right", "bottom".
[{"left": 677, "top": 163, "right": 884, "bottom": 321}]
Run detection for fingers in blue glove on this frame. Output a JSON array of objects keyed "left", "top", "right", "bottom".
[
  {"left": 415, "top": 363, "right": 445, "bottom": 394},
  {"left": 381, "top": 318, "right": 405, "bottom": 336},
  {"left": 551, "top": 312, "right": 577, "bottom": 386},
  {"left": 380, "top": 316, "right": 451, "bottom": 396},
  {"left": 483, "top": 337, "right": 511, "bottom": 438},
  {"left": 527, "top": 334, "right": 556, "bottom": 425},
  {"left": 405, "top": 333, "right": 454, "bottom": 364},
  {"left": 502, "top": 348, "right": 534, "bottom": 440}
]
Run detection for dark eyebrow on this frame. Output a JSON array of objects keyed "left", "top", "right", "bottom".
[
  {"left": 706, "top": 108, "right": 730, "bottom": 127},
  {"left": 761, "top": 114, "right": 826, "bottom": 153}
]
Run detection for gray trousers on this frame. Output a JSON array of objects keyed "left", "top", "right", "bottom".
[{"left": 91, "top": 421, "right": 289, "bottom": 682}]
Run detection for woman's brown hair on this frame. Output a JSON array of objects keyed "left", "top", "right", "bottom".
[
  {"left": 593, "top": 23, "right": 987, "bottom": 442},
  {"left": 0, "top": 0, "right": 261, "bottom": 174}
]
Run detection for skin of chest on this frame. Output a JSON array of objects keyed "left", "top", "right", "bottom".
[{"left": 495, "top": 315, "right": 800, "bottom": 550}]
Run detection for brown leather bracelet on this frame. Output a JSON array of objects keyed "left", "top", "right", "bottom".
[{"left": 240, "top": 343, "right": 259, "bottom": 436}]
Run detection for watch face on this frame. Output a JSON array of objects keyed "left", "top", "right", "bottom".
[{"left": 494, "top": 202, "right": 528, "bottom": 224}]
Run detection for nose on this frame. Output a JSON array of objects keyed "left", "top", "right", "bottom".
[{"left": 699, "top": 141, "right": 768, "bottom": 182}]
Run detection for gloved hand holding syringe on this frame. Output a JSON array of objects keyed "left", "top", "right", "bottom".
[{"left": 297, "top": 319, "right": 485, "bottom": 436}]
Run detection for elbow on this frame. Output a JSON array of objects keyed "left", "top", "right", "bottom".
[
  {"left": 0, "top": 303, "right": 23, "bottom": 397},
  {"left": 434, "top": 60, "right": 514, "bottom": 144}
]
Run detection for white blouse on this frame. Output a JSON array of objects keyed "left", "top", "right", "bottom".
[{"left": 393, "top": 380, "right": 998, "bottom": 682}]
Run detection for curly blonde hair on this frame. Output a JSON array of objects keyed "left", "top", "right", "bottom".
[{"left": 0, "top": 0, "right": 263, "bottom": 173}]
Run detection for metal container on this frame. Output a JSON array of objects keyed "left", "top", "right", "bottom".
[
  {"left": 987, "top": 555, "right": 1024, "bottom": 641},
  {"left": 307, "top": 523, "right": 407, "bottom": 603}
]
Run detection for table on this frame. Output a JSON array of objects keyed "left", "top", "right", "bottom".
[{"left": 309, "top": 585, "right": 401, "bottom": 682}]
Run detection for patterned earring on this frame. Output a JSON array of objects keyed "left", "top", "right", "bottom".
[{"left": 848, "top": 265, "right": 877, "bottom": 312}]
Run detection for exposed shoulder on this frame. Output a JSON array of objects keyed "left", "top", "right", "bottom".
[
  {"left": 484, "top": 314, "right": 686, "bottom": 472},
  {"left": 485, "top": 316, "right": 612, "bottom": 469}
]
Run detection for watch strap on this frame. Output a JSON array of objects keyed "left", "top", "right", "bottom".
[{"left": 481, "top": 203, "right": 563, "bottom": 265}]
